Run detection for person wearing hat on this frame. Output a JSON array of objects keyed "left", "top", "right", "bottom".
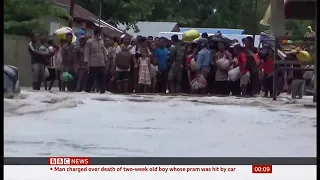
[
  {"left": 201, "top": 32, "right": 209, "bottom": 39},
  {"left": 305, "top": 26, "right": 315, "bottom": 38},
  {"left": 305, "top": 26, "right": 315, "bottom": 53}
]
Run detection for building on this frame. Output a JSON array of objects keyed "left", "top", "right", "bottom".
[
  {"left": 50, "top": 0, "right": 127, "bottom": 37},
  {"left": 117, "top": 21, "right": 179, "bottom": 37}
]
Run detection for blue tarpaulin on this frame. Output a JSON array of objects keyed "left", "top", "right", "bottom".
[{"left": 180, "top": 28, "right": 244, "bottom": 35}]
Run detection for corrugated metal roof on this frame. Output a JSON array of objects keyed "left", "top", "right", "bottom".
[
  {"left": 51, "top": 0, "right": 126, "bottom": 37},
  {"left": 117, "top": 21, "right": 178, "bottom": 37},
  {"left": 180, "top": 28, "right": 244, "bottom": 35}
]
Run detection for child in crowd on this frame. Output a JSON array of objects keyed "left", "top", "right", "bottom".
[
  {"left": 149, "top": 42, "right": 157, "bottom": 53},
  {"left": 149, "top": 55, "right": 158, "bottom": 93},
  {"left": 261, "top": 47, "right": 275, "bottom": 97},
  {"left": 149, "top": 42, "right": 158, "bottom": 92},
  {"left": 138, "top": 48, "right": 151, "bottom": 92}
]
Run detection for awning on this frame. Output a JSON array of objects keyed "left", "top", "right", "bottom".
[{"left": 260, "top": 4, "right": 271, "bottom": 26}]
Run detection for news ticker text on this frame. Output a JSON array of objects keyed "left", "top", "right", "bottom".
[{"left": 48, "top": 165, "right": 272, "bottom": 174}]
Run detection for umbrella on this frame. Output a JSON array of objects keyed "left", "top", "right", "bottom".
[
  {"left": 208, "top": 35, "right": 233, "bottom": 47},
  {"left": 192, "top": 37, "right": 208, "bottom": 43},
  {"left": 208, "top": 35, "right": 232, "bottom": 42},
  {"left": 260, "top": 4, "right": 271, "bottom": 26}
]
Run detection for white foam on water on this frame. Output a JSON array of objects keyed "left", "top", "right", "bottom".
[{"left": 4, "top": 89, "right": 317, "bottom": 157}]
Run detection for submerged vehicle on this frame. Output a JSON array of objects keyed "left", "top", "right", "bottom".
[{"left": 4, "top": 65, "right": 21, "bottom": 97}]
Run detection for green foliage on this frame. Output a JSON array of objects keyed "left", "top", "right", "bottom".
[
  {"left": 4, "top": 0, "right": 70, "bottom": 36},
  {"left": 145, "top": 0, "right": 311, "bottom": 35},
  {"left": 76, "top": 0, "right": 154, "bottom": 32},
  {"left": 145, "top": 0, "right": 263, "bottom": 33},
  {"left": 285, "top": 20, "right": 314, "bottom": 36},
  {"left": 7, "top": 0, "right": 309, "bottom": 35}
]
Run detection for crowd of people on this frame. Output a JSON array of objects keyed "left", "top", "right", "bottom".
[{"left": 28, "top": 26, "right": 311, "bottom": 99}]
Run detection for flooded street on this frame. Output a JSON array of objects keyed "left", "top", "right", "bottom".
[{"left": 4, "top": 90, "right": 317, "bottom": 157}]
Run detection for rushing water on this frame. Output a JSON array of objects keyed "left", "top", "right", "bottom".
[{"left": 4, "top": 91, "right": 317, "bottom": 157}]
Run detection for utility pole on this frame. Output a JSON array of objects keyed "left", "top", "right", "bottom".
[
  {"left": 99, "top": 0, "right": 102, "bottom": 27},
  {"left": 69, "top": 0, "right": 76, "bottom": 28},
  {"left": 253, "top": 0, "right": 258, "bottom": 41}
]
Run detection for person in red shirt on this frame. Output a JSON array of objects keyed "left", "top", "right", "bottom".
[
  {"left": 233, "top": 43, "right": 250, "bottom": 96},
  {"left": 261, "top": 47, "right": 275, "bottom": 97},
  {"left": 244, "top": 37, "right": 262, "bottom": 96}
]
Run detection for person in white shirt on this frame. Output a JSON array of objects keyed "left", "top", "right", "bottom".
[{"left": 115, "top": 35, "right": 137, "bottom": 93}]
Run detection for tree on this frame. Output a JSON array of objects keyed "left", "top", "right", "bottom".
[
  {"left": 145, "top": 0, "right": 264, "bottom": 33},
  {"left": 76, "top": 0, "right": 308, "bottom": 35},
  {"left": 76, "top": 0, "right": 154, "bottom": 32},
  {"left": 4, "top": 0, "right": 70, "bottom": 36}
]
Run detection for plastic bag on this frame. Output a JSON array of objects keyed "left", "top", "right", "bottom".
[
  {"left": 44, "top": 67, "right": 50, "bottom": 79},
  {"left": 189, "top": 58, "right": 197, "bottom": 72},
  {"left": 294, "top": 50, "right": 313, "bottom": 64},
  {"left": 303, "top": 65, "right": 314, "bottom": 79},
  {"left": 190, "top": 74, "right": 207, "bottom": 90},
  {"left": 150, "top": 64, "right": 158, "bottom": 77},
  {"left": 61, "top": 71, "right": 73, "bottom": 82},
  {"left": 216, "top": 58, "right": 230, "bottom": 70},
  {"left": 228, "top": 66, "right": 241, "bottom": 81},
  {"left": 311, "top": 75, "right": 315, "bottom": 86},
  {"left": 54, "top": 27, "right": 77, "bottom": 43}
]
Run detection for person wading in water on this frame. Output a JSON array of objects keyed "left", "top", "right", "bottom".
[{"left": 84, "top": 27, "right": 108, "bottom": 94}]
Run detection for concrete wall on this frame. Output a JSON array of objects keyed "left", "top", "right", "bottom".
[
  {"left": 3, "top": 17, "right": 94, "bottom": 87},
  {"left": 4, "top": 35, "right": 33, "bottom": 86},
  {"left": 3, "top": 17, "right": 67, "bottom": 87}
]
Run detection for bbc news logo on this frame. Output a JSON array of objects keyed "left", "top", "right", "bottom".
[{"left": 48, "top": 157, "right": 90, "bottom": 165}]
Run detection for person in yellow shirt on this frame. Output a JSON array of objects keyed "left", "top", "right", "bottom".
[{"left": 289, "top": 47, "right": 313, "bottom": 64}]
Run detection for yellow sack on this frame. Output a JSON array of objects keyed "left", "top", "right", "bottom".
[
  {"left": 54, "top": 27, "right": 77, "bottom": 43},
  {"left": 56, "top": 34, "right": 77, "bottom": 43},
  {"left": 182, "top": 30, "right": 200, "bottom": 42},
  {"left": 296, "top": 50, "right": 313, "bottom": 64}
]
